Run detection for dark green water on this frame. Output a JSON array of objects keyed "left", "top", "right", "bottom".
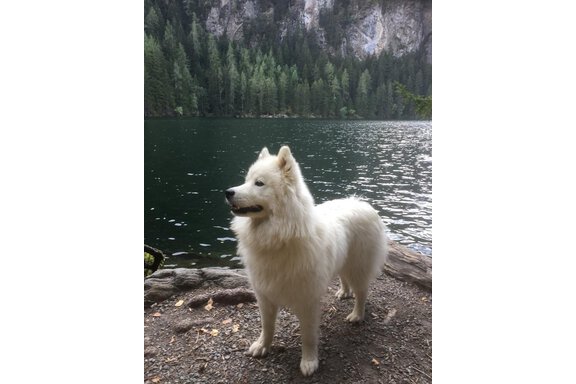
[{"left": 145, "top": 118, "right": 432, "bottom": 268}]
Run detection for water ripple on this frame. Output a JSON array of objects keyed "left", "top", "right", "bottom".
[{"left": 145, "top": 119, "right": 432, "bottom": 266}]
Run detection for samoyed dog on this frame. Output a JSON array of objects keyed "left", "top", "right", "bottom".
[{"left": 225, "top": 146, "right": 389, "bottom": 376}]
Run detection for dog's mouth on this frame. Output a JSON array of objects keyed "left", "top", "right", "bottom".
[{"left": 230, "top": 204, "right": 263, "bottom": 215}]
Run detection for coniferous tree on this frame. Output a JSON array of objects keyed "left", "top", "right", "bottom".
[
  {"left": 145, "top": 6, "right": 164, "bottom": 39},
  {"left": 145, "top": 34, "right": 173, "bottom": 116},
  {"left": 188, "top": 13, "right": 205, "bottom": 80},
  {"left": 341, "top": 68, "right": 350, "bottom": 107},
  {"left": 356, "top": 69, "right": 372, "bottom": 118},
  {"left": 295, "top": 83, "right": 311, "bottom": 116},
  {"left": 311, "top": 78, "right": 327, "bottom": 117},
  {"left": 173, "top": 43, "right": 197, "bottom": 115},
  {"left": 262, "top": 77, "right": 277, "bottom": 115},
  {"left": 224, "top": 42, "right": 239, "bottom": 115},
  {"left": 239, "top": 71, "right": 248, "bottom": 115},
  {"left": 277, "top": 70, "right": 288, "bottom": 114},
  {"left": 286, "top": 65, "right": 298, "bottom": 114},
  {"left": 163, "top": 21, "right": 177, "bottom": 64},
  {"left": 206, "top": 35, "right": 223, "bottom": 114}
]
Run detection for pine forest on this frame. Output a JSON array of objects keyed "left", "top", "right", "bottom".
[{"left": 144, "top": 0, "right": 432, "bottom": 119}]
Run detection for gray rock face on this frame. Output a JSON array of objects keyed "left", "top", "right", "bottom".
[
  {"left": 203, "top": 0, "right": 431, "bottom": 62},
  {"left": 206, "top": 0, "right": 259, "bottom": 40}
]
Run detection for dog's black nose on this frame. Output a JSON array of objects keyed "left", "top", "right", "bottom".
[{"left": 225, "top": 189, "right": 235, "bottom": 199}]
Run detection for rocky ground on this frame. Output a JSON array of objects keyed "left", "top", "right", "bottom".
[{"left": 144, "top": 268, "right": 431, "bottom": 384}]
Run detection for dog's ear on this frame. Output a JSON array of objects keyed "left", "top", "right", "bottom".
[
  {"left": 258, "top": 147, "right": 270, "bottom": 159},
  {"left": 277, "top": 145, "right": 294, "bottom": 173}
]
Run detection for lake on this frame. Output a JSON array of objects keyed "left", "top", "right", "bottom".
[{"left": 145, "top": 118, "right": 431, "bottom": 268}]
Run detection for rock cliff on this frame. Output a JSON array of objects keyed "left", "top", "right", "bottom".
[{"left": 204, "top": 0, "right": 431, "bottom": 62}]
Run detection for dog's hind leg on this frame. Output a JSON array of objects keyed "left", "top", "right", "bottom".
[
  {"left": 247, "top": 293, "right": 278, "bottom": 357},
  {"left": 345, "top": 285, "right": 368, "bottom": 322},
  {"left": 335, "top": 276, "right": 353, "bottom": 299}
]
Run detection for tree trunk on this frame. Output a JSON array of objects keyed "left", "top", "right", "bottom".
[{"left": 383, "top": 241, "right": 432, "bottom": 290}]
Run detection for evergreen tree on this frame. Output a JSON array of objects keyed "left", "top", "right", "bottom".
[
  {"left": 295, "top": 83, "right": 311, "bottom": 116},
  {"left": 239, "top": 71, "right": 248, "bottom": 115},
  {"left": 286, "top": 65, "right": 299, "bottom": 114},
  {"left": 224, "top": 42, "right": 240, "bottom": 115},
  {"left": 355, "top": 69, "right": 372, "bottom": 118},
  {"left": 206, "top": 35, "right": 223, "bottom": 114},
  {"left": 188, "top": 13, "right": 205, "bottom": 77},
  {"left": 163, "top": 21, "right": 178, "bottom": 64},
  {"left": 277, "top": 70, "right": 288, "bottom": 114},
  {"left": 341, "top": 68, "right": 350, "bottom": 107},
  {"left": 262, "top": 77, "right": 277, "bottom": 115},
  {"left": 311, "top": 79, "right": 327, "bottom": 117},
  {"left": 173, "top": 43, "right": 198, "bottom": 115},
  {"left": 145, "top": 34, "right": 174, "bottom": 116},
  {"left": 145, "top": 6, "right": 164, "bottom": 39},
  {"left": 247, "top": 72, "right": 260, "bottom": 115}
]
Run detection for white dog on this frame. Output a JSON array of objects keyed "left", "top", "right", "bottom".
[{"left": 225, "top": 146, "right": 389, "bottom": 376}]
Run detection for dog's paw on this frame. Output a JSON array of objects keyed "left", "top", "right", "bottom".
[
  {"left": 300, "top": 358, "right": 319, "bottom": 376},
  {"left": 335, "top": 288, "right": 353, "bottom": 299},
  {"left": 345, "top": 311, "right": 364, "bottom": 323},
  {"left": 247, "top": 339, "right": 270, "bottom": 357}
]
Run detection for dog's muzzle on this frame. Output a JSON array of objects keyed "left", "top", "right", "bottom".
[{"left": 225, "top": 188, "right": 263, "bottom": 214}]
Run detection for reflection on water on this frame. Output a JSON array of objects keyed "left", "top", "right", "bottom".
[{"left": 145, "top": 118, "right": 431, "bottom": 268}]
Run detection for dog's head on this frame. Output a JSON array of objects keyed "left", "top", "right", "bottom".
[{"left": 225, "top": 145, "right": 308, "bottom": 219}]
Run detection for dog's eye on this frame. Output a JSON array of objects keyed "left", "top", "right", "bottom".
[{"left": 255, "top": 180, "right": 265, "bottom": 187}]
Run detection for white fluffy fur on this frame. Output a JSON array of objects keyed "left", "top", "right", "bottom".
[{"left": 226, "top": 146, "right": 389, "bottom": 376}]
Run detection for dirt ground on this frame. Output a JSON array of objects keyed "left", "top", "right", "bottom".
[{"left": 144, "top": 273, "right": 431, "bottom": 384}]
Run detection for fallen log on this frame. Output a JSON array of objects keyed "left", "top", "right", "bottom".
[
  {"left": 383, "top": 241, "right": 432, "bottom": 290},
  {"left": 144, "top": 241, "right": 432, "bottom": 307},
  {"left": 187, "top": 288, "right": 256, "bottom": 308}
]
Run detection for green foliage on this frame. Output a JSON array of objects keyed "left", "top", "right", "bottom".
[
  {"left": 145, "top": 34, "right": 173, "bottom": 116},
  {"left": 145, "top": 251, "right": 164, "bottom": 277},
  {"left": 394, "top": 82, "right": 432, "bottom": 119},
  {"left": 144, "top": 0, "right": 432, "bottom": 119}
]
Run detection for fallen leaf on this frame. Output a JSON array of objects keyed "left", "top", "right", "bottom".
[
  {"left": 232, "top": 324, "right": 240, "bottom": 333},
  {"left": 236, "top": 303, "right": 244, "bottom": 309},
  {"left": 175, "top": 299, "right": 184, "bottom": 307},
  {"left": 152, "top": 312, "right": 161, "bottom": 317},
  {"left": 371, "top": 358, "right": 380, "bottom": 366},
  {"left": 170, "top": 335, "right": 175, "bottom": 344},
  {"left": 421, "top": 297, "right": 428, "bottom": 302},
  {"left": 383, "top": 308, "right": 397, "bottom": 324},
  {"left": 210, "top": 329, "right": 219, "bottom": 336},
  {"left": 204, "top": 298, "right": 213, "bottom": 311},
  {"left": 222, "top": 318, "right": 232, "bottom": 325},
  {"left": 151, "top": 377, "right": 161, "bottom": 383}
]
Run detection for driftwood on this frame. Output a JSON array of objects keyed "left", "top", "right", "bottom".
[
  {"left": 383, "top": 241, "right": 432, "bottom": 290},
  {"left": 187, "top": 288, "right": 256, "bottom": 308},
  {"left": 144, "top": 268, "right": 250, "bottom": 307},
  {"left": 144, "top": 241, "right": 431, "bottom": 307}
]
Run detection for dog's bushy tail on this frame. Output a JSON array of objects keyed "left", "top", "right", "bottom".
[{"left": 380, "top": 229, "right": 391, "bottom": 272}]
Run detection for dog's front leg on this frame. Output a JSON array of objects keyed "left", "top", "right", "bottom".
[
  {"left": 294, "top": 304, "right": 321, "bottom": 376},
  {"left": 247, "top": 293, "right": 278, "bottom": 357}
]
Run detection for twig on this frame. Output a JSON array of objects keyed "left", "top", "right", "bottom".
[{"left": 412, "top": 366, "right": 432, "bottom": 380}]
